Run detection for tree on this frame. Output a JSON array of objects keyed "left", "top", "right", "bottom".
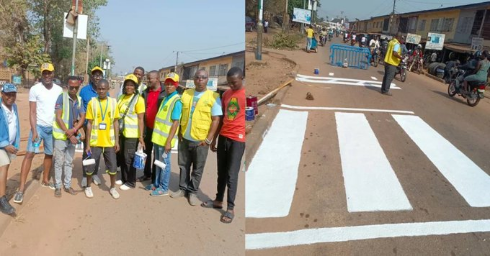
[{"left": 5, "top": 35, "right": 51, "bottom": 82}]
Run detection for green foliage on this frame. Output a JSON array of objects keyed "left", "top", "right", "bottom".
[
  {"left": 5, "top": 35, "right": 51, "bottom": 79},
  {"left": 266, "top": 32, "right": 302, "bottom": 50}
]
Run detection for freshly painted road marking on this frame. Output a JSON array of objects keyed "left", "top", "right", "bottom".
[
  {"left": 336, "top": 112, "right": 412, "bottom": 212},
  {"left": 246, "top": 219, "right": 490, "bottom": 250},
  {"left": 246, "top": 109, "right": 309, "bottom": 218},
  {"left": 281, "top": 104, "right": 414, "bottom": 114},
  {"left": 393, "top": 115, "right": 490, "bottom": 207},
  {"left": 371, "top": 76, "right": 378, "bottom": 80},
  {"left": 329, "top": 72, "right": 334, "bottom": 76},
  {"left": 296, "top": 74, "right": 400, "bottom": 89}
]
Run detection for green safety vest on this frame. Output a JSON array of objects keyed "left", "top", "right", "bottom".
[
  {"left": 152, "top": 93, "right": 181, "bottom": 147},
  {"left": 52, "top": 92, "right": 82, "bottom": 140}
]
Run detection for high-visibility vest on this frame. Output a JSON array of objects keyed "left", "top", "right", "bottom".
[
  {"left": 384, "top": 38, "right": 401, "bottom": 66},
  {"left": 152, "top": 93, "right": 181, "bottom": 147},
  {"left": 180, "top": 89, "right": 219, "bottom": 141},
  {"left": 90, "top": 97, "right": 117, "bottom": 146},
  {"left": 53, "top": 92, "right": 82, "bottom": 140},
  {"left": 117, "top": 94, "right": 142, "bottom": 138}
]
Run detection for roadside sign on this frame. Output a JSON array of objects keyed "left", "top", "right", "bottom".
[
  {"left": 292, "top": 8, "right": 312, "bottom": 24},
  {"left": 63, "top": 12, "right": 88, "bottom": 39},
  {"left": 426, "top": 32, "right": 445, "bottom": 50},
  {"left": 185, "top": 78, "right": 218, "bottom": 91},
  {"left": 406, "top": 33, "right": 421, "bottom": 44},
  {"left": 12, "top": 75, "right": 21, "bottom": 85},
  {"left": 471, "top": 37, "right": 484, "bottom": 52}
]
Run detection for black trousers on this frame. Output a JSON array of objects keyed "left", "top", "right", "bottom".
[
  {"left": 117, "top": 135, "right": 138, "bottom": 187},
  {"left": 215, "top": 135, "right": 245, "bottom": 210},
  {"left": 381, "top": 63, "right": 397, "bottom": 93},
  {"left": 178, "top": 138, "right": 209, "bottom": 194},
  {"left": 143, "top": 128, "right": 156, "bottom": 183}
]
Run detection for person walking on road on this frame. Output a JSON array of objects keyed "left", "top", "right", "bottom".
[
  {"left": 14, "top": 63, "right": 63, "bottom": 204},
  {"left": 381, "top": 33, "right": 403, "bottom": 96},
  {"left": 137, "top": 71, "right": 166, "bottom": 183},
  {"left": 0, "top": 84, "right": 20, "bottom": 214},
  {"left": 171, "top": 70, "right": 222, "bottom": 206},
  {"left": 149, "top": 72, "right": 182, "bottom": 196},
  {"left": 201, "top": 67, "right": 245, "bottom": 224},
  {"left": 305, "top": 25, "right": 315, "bottom": 53},
  {"left": 79, "top": 66, "right": 106, "bottom": 187},
  {"left": 84, "top": 80, "right": 120, "bottom": 199},
  {"left": 53, "top": 76, "right": 86, "bottom": 197},
  {"left": 116, "top": 74, "right": 146, "bottom": 190}
]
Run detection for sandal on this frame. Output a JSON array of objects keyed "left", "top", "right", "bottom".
[
  {"left": 220, "top": 211, "right": 234, "bottom": 224},
  {"left": 201, "top": 200, "right": 222, "bottom": 209}
]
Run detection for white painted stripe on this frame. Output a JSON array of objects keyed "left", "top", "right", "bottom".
[
  {"left": 329, "top": 72, "right": 334, "bottom": 76},
  {"left": 246, "top": 109, "right": 309, "bottom": 218},
  {"left": 297, "top": 74, "right": 383, "bottom": 84},
  {"left": 281, "top": 104, "right": 414, "bottom": 114},
  {"left": 371, "top": 76, "right": 378, "bottom": 80},
  {"left": 246, "top": 219, "right": 490, "bottom": 250},
  {"left": 296, "top": 77, "right": 400, "bottom": 90},
  {"left": 336, "top": 112, "right": 412, "bottom": 212},
  {"left": 393, "top": 115, "right": 490, "bottom": 207}
]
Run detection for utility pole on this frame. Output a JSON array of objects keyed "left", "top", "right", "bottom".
[
  {"left": 255, "top": 0, "right": 264, "bottom": 60},
  {"left": 99, "top": 42, "right": 103, "bottom": 68},
  {"left": 389, "top": 0, "right": 397, "bottom": 35},
  {"left": 70, "top": 0, "right": 79, "bottom": 76},
  {"left": 85, "top": 37, "right": 89, "bottom": 83},
  {"left": 282, "top": 0, "right": 288, "bottom": 32},
  {"left": 301, "top": 0, "right": 306, "bottom": 34},
  {"left": 174, "top": 51, "right": 179, "bottom": 73}
]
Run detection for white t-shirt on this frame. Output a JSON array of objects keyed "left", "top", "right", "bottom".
[
  {"left": 29, "top": 82, "right": 62, "bottom": 127},
  {"left": 2, "top": 103, "right": 17, "bottom": 144},
  {"left": 361, "top": 37, "right": 366, "bottom": 43}
]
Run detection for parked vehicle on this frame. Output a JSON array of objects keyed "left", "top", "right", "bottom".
[
  {"left": 408, "top": 55, "right": 423, "bottom": 74},
  {"left": 447, "top": 68, "right": 486, "bottom": 107},
  {"left": 245, "top": 16, "right": 255, "bottom": 32},
  {"left": 396, "top": 56, "right": 408, "bottom": 82},
  {"left": 370, "top": 47, "right": 380, "bottom": 67},
  {"left": 319, "top": 35, "right": 326, "bottom": 47}
]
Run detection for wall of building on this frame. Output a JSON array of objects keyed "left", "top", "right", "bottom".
[{"left": 416, "top": 9, "right": 460, "bottom": 41}]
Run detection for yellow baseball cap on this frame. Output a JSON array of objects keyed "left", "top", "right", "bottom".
[
  {"left": 165, "top": 72, "right": 179, "bottom": 83},
  {"left": 124, "top": 74, "right": 139, "bottom": 85},
  {"left": 41, "top": 63, "right": 54, "bottom": 72},
  {"left": 91, "top": 66, "right": 103, "bottom": 73}
]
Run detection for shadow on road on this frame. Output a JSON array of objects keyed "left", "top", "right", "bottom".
[
  {"left": 6, "top": 164, "right": 43, "bottom": 201},
  {"left": 431, "top": 90, "right": 468, "bottom": 105}
]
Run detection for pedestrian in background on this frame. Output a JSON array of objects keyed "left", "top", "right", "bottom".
[
  {"left": 381, "top": 32, "right": 403, "bottom": 96},
  {"left": 305, "top": 25, "right": 315, "bottom": 52}
]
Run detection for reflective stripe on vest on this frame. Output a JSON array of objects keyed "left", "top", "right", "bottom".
[
  {"left": 118, "top": 94, "right": 140, "bottom": 138},
  {"left": 180, "top": 89, "right": 219, "bottom": 141},
  {"left": 53, "top": 92, "right": 81, "bottom": 140},
  {"left": 90, "top": 97, "right": 116, "bottom": 146},
  {"left": 152, "top": 94, "right": 181, "bottom": 147}
]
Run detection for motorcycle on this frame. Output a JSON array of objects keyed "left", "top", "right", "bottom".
[
  {"left": 395, "top": 56, "right": 408, "bottom": 82},
  {"left": 319, "top": 34, "right": 327, "bottom": 46},
  {"left": 447, "top": 68, "right": 486, "bottom": 107},
  {"left": 408, "top": 55, "right": 423, "bottom": 74},
  {"left": 370, "top": 47, "right": 379, "bottom": 67}
]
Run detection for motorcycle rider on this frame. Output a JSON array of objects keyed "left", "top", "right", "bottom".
[
  {"left": 463, "top": 50, "right": 490, "bottom": 93},
  {"left": 455, "top": 52, "right": 479, "bottom": 91},
  {"left": 320, "top": 27, "right": 328, "bottom": 46}
]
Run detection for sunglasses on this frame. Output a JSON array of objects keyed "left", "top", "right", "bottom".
[
  {"left": 69, "top": 86, "right": 80, "bottom": 91},
  {"left": 194, "top": 75, "right": 208, "bottom": 80}
]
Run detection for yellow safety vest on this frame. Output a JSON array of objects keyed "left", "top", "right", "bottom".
[
  {"left": 53, "top": 92, "right": 82, "bottom": 140},
  {"left": 384, "top": 38, "right": 401, "bottom": 66},
  {"left": 117, "top": 94, "right": 141, "bottom": 138},
  {"left": 180, "top": 89, "right": 219, "bottom": 141},
  {"left": 152, "top": 93, "right": 181, "bottom": 147},
  {"left": 90, "top": 97, "right": 117, "bottom": 146}
]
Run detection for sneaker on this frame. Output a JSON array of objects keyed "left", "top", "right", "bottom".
[
  {"left": 0, "top": 195, "right": 15, "bottom": 215},
  {"left": 119, "top": 184, "right": 132, "bottom": 191},
  {"left": 170, "top": 189, "right": 186, "bottom": 198},
  {"left": 64, "top": 187, "right": 77, "bottom": 195},
  {"left": 144, "top": 184, "right": 156, "bottom": 191},
  {"left": 84, "top": 187, "right": 94, "bottom": 198},
  {"left": 150, "top": 188, "right": 169, "bottom": 197},
  {"left": 81, "top": 177, "right": 87, "bottom": 188},
  {"left": 188, "top": 193, "right": 199, "bottom": 206},
  {"left": 13, "top": 191, "right": 23, "bottom": 204},
  {"left": 110, "top": 188, "right": 120, "bottom": 199},
  {"left": 92, "top": 175, "right": 101, "bottom": 186},
  {"left": 54, "top": 188, "right": 62, "bottom": 198},
  {"left": 41, "top": 181, "right": 55, "bottom": 190},
  {"left": 115, "top": 180, "right": 123, "bottom": 185}
]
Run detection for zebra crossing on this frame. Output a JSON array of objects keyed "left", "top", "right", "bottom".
[
  {"left": 295, "top": 74, "right": 401, "bottom": 90},
  {"left": 246, "top": 107, "right": 490, "bottom": 218}
]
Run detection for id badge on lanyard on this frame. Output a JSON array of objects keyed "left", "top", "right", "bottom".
[{"left": 98, "top": 99, "right": 109, "bottom": 131}]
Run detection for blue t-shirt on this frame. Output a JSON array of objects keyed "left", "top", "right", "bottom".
[
  {"left": 393, "top": 43, "right": 400, "bottom": 53},
  {"left": 183, "top": 91, "right": 222, "bottom": 141},
  {"left": 160, "top": 91, "right": 183, "bottom": 121},
  {"left": 55, "top": 94, "right": 86, "bottom": 129}
]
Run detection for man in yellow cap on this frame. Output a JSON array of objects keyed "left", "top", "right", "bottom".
[
  {"left": 79, "top": 66, "right": 106, "bottom": 187},
  {"left": 14, "top": 63, "right": 63, "bottom": 204}
]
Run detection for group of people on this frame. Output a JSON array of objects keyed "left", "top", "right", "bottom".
[{"left": 0, "top": 63, "right": 246, "bottom": 224}]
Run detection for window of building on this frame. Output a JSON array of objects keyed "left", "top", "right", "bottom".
[
  {"left": 471, "top": 10, "right": 485, "bottom": 35},
  {"left": 209, "top": 65, "right": 216, "bottom": 76},
  {"left": 383, "top": 18, "right": 389, "bottom": 31},
  {"left": 430, "top": 18, "right": 439, "bottom": 31},
  {"left": 418, "top": 19, "right": 426, "bottom": 31},
  {"left": 218, "top": 64, "right": 228, "bottom": 76},
  {"left": 457, "top": 17, "right": 473, "bottom": 34},
  {"left": 442, "top": 18, "right": 454, "bottom": 32}
]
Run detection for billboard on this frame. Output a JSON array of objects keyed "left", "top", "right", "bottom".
[
  {"left": 292, "top": 8, "right": 311, "bottom": 24},
  {"left": 471, "top": 37, "right": 484, "bottom": 51},
  {"left": 185, "top": 77, "right": 218, "bottom": 91},
  {"left": 406, "top": 33, "right": 421, "bottom": 44},
  {"left": 425, "top": 32, "right": 445, "bottom": 50}
]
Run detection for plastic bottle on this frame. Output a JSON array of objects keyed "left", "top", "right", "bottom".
[{"left": 33, "top": 137, "right": 41, "bottom": 153}]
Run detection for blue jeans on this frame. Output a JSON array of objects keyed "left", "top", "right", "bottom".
[
  {"left": 27, "top": 125, "right": 54, "bottom": 155},
  {"left": 154, "top": 144, "right": 171, "bottom": 191},
  {"left": 306, "top": 38, "right": 312, "bottom": 50}
]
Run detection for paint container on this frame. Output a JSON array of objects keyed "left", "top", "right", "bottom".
[
  {"left": 246, "top": 107, "right": 255, "bottom": 121},
  {"left": 154, "top": 152, "right": 167, "bottom": 169},
  {"left": 133, "top": 150, "right": 147, "bottom": 170},
  {"left": 314, "top": 68, "right": 319, "bottom": 74},
  {"left": 82, "top": 158, "right": 96, "bottom": 167},
  {"left": 246, "top": 95, "right": 258, "bottom": 115}
]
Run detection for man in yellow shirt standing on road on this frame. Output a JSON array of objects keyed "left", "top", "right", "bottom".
[
  {"left": 84, "top": 79, "right": 121, "bottom": 199},
  {"left": 306, "top": 25, "right": 315, "bottom": 53},
  {"left": 381, "top": 32, "right": 402, "bottom": 96}
]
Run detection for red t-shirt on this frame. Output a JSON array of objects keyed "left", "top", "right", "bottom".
[
  {"left": 145, "top": 87, "right": 162, "bottom": 129},
  {"left": 220, "top": 88, "right": 245, "bottom": 142}
]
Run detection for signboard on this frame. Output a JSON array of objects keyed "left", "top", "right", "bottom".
[
  {"left": 406, "top": 33, "right": 421, "bottom": 44},
  {"left": 185, "top": 77, "right": 218, "bottom": 91},
  {"left": 12, "top": 76, "right": 21, "bottom": 85},
  {"left": 425, "top": 32, "right": 445, "bottom": 50},
  {"left": 471, "top": 37, "right": 484, "bottom": 52},
  {"left": 63, "top": 12, "right": 88, "bottom": 39},
  {"left": 292, "top": 8, "right": 311, "bottom": 24}
]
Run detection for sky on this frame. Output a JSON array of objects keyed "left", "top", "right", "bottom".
[
  {"left": 95, "top": 0, "right": 244, "bottom": 75},
  {"left": 317, "top": 0, "right": 490, "bottom": 21}
]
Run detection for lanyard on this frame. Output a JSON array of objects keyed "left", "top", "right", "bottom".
[{"left": 98, "top": 98, "right": 109, "bottom": 121}]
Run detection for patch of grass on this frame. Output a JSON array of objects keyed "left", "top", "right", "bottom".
[{"left": 266, "top": 32, "right": 302, "bottom": 50}]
